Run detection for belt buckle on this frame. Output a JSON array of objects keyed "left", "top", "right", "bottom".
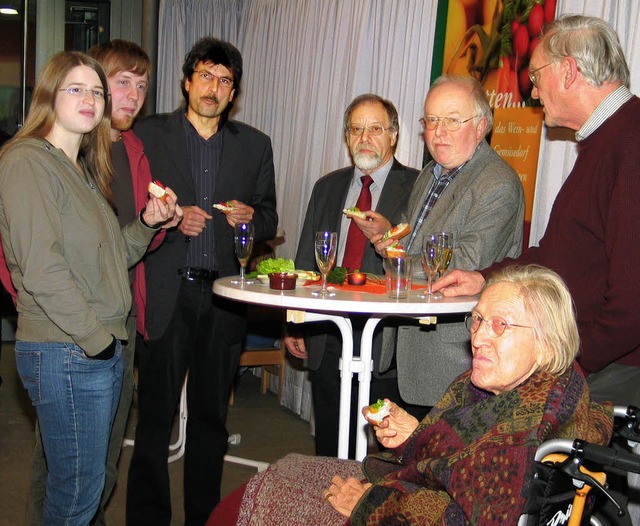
[{"left": 179, "top": 267, "right": 217, "bottom": 282}]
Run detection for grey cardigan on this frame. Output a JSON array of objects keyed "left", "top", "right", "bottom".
[{"left": 0, "top": 139, "right": 156, "bottom": 356}]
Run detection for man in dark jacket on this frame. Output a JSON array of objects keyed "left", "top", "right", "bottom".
[
  {"left": 285, "top": 94, "right": 418, "bottom": 457},
  {"left": 126, "top": 37, "right": 277, "bottom": 526}
]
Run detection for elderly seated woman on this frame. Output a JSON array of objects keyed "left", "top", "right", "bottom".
[{"left": 209, "top": 264, "right": 614, "bottom": 525}]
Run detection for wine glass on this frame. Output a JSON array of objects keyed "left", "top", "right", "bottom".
[
  {"left": 231, "top": 222, "right": 254, "bottom": 285},
  {"left": 312, "top": 231, "right": 337, "bottom": 297},
  {"left": 421, "top": 232, "right": 453, "bottom": 299}
]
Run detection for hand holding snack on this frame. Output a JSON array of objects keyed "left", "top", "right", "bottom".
[
  {"left": 213, "top": 200, "right": 236, "bottom": 212},
  {"left": 142, "top": 182, "right": 179, "bottom": 228},
  {"left": 365, "top": 399, "right": 391, "bottom": 424},
  {"left": 342, "top": 206, "right": 367, "bottom": 219},
  {"left": 212, "top": 199, "right": 254, "bottom": 227},
  {"left": 148, "top": 180, "right": 169, "bottom": 203},
  {"left": 382, "top": 223, "right": 411, "bottom": 242},
  {"left": 385, "top": 244, "right": 406, "bottom": 258},
  {"left": 363, "top": 399, "right": 419, "bottom": 449}
]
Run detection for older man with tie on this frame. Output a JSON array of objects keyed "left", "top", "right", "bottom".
[{"left": 285, "top": 93, "right": 419, "bottom": 457}]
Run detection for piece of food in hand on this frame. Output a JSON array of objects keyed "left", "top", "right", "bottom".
[
  {"left": 366, "top": 399, "right": 391, "bottom": 424},
  {"left": 342, "top": 207, "right": 367, "bottom": 219},
  {"left": 213, "top": 200, "right": 236, "bottom": 211},
  {"left": 385, "top": 243, "right": 406, "bottom": 258},
  {"left": 148, "top": 180, "right": 168, "bottom": 203},
  {"left": 382, "top": 223, "right": 411, "bottom": 242}
]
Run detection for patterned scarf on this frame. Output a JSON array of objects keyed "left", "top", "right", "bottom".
[{"left": 353, "top": 363, "right": 613, "bottom": 525}]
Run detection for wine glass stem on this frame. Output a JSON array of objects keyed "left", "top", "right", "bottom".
[
  {"left": 240, "top": 264, "right": 246, "bottom": 282},
  {"left": 427, "top": 272, "right": 434, "bottom": 295},
  {"left": 322, "top": 272, "right": 328, "bottom": 293}
]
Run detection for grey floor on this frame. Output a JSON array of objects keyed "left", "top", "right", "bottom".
[{"left": 0, "top": 342, "right": 315, "bottom": 526}]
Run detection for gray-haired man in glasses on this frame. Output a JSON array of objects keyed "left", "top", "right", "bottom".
[
  {"left": 436, "top": 15, "right": 640, "bottom": 411},
  {"left": 361, "top": 75, "right": 525, "bottom": 413}
]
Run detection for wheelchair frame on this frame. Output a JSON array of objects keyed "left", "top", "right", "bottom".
[{"left": 518, "top": 406, "right": 640, "bottom": 526}]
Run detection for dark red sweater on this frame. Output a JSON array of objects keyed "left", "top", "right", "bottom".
[{"left": 484, "top": 96, "right": 640, "bottom": 373}]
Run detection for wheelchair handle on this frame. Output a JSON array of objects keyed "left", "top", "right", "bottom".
[
  {"left": 581, "top": 442, "right": 640, "bottom": 474},
  {"left": 534, "top": 438, "right": 640, "bottom": 474}
]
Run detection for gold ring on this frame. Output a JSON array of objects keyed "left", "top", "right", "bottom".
[{"left": 324, "top": 492, "right": 334, "bottom": 501}]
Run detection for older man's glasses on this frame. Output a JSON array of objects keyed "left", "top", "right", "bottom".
[
  {"left": 465, "top": 312, "right": 532, "bottom": 338},
  {"left": 194, "top": 70, "right": 234, "bottom": 89},
  {"left": 419, "top": 115, "right": 476, "bottom": 132},
  {"left": 58, "top": 87, "right": 106, "bottom": 100},
  {"left": 346, "top": 125, "right": 395, "bottom": 136},
  {"left": 528, "top": 63, "right": 551, "bottom": 88}
]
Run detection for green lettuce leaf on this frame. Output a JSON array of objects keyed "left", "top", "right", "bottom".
[{"left": 252, "top": 257, "right": 296, "bottom": 277}]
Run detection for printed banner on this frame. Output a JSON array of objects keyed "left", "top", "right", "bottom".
[{"left": 433, "top": 0, "right": 557, "bottom": 246}]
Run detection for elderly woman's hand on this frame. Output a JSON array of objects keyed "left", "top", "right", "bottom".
[
  {"left": 323, "top": 475, "right": 372, "bottom": 517},
  {"left": 363, "top": 400, "right": 419, "bottom": 449}
]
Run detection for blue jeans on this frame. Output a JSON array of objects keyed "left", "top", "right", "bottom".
[{"left": 15, "top": 340, "right": 123, "bottom": 526}]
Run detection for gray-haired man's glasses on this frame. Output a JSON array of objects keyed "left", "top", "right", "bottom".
[
  {"left": 419, "top": 115, "right": 476, "bottom": 132},
  {"left": 528, "top": 63, "right": 552, "bottom": 88}
]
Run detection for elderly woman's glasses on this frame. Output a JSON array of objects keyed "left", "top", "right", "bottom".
[
  {"left": 527, "top": 63, "right": 551, "bottom": 88},
  {"left": 419, "top": 115, "right": 476, "bottom": 132},
  {"left": 346, "top": 125, "right": 394, "bottom": 136},
  {"left": 465, "top": 312, "right": 532, "bottom": 338}
]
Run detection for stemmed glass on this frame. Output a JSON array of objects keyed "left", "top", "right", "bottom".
[
  {"left": 231, "top": 222, "right": 255, "bottom": 285},
  {"left": 421, "top": 232, "right": 453, "bottom": 299},
  {"left": 312, "top": 231, "right": 337, "bottom": 297}
]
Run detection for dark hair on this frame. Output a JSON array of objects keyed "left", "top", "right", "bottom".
[
  {"left": 180, "top": 37, "right": 243, "bottom": 118},
  {"left": 88, "top": 39, "right": 151, "bottom": 79}
]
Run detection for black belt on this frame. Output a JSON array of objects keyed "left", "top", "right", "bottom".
[{"left": 178, "top": 267, "right": 219, "bottom": 282}]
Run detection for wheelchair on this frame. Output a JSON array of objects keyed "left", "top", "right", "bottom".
[{"left": 519, "top": 406, "right": 640, "bottom": 526}]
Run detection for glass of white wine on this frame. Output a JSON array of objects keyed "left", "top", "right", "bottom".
[
  {"left": 231, "top": 222, "right": 254, "bottom": 285},
  {"left": 312, "top": 231, "right": 337, "bottom": 297},
  {"left": 421, "top": 232, "right": 453, "bottom": 299}
]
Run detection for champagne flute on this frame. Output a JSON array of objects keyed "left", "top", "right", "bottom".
[
  {"left": 231, "top": 222, "right": 254, "bottom": 285},
  {"left": 312, "top": 231, "right": 337, "bottom": 297},
  {"left": 421, "top": 232, "right": 453, "bottom": 299}
]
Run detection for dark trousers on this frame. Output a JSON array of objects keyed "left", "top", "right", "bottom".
[
  {"left": 310, "top": 319, "right": 401, "bottom": 458},
  {"left": 126, "top": 279, "right": 243, "bottom": 526}
]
